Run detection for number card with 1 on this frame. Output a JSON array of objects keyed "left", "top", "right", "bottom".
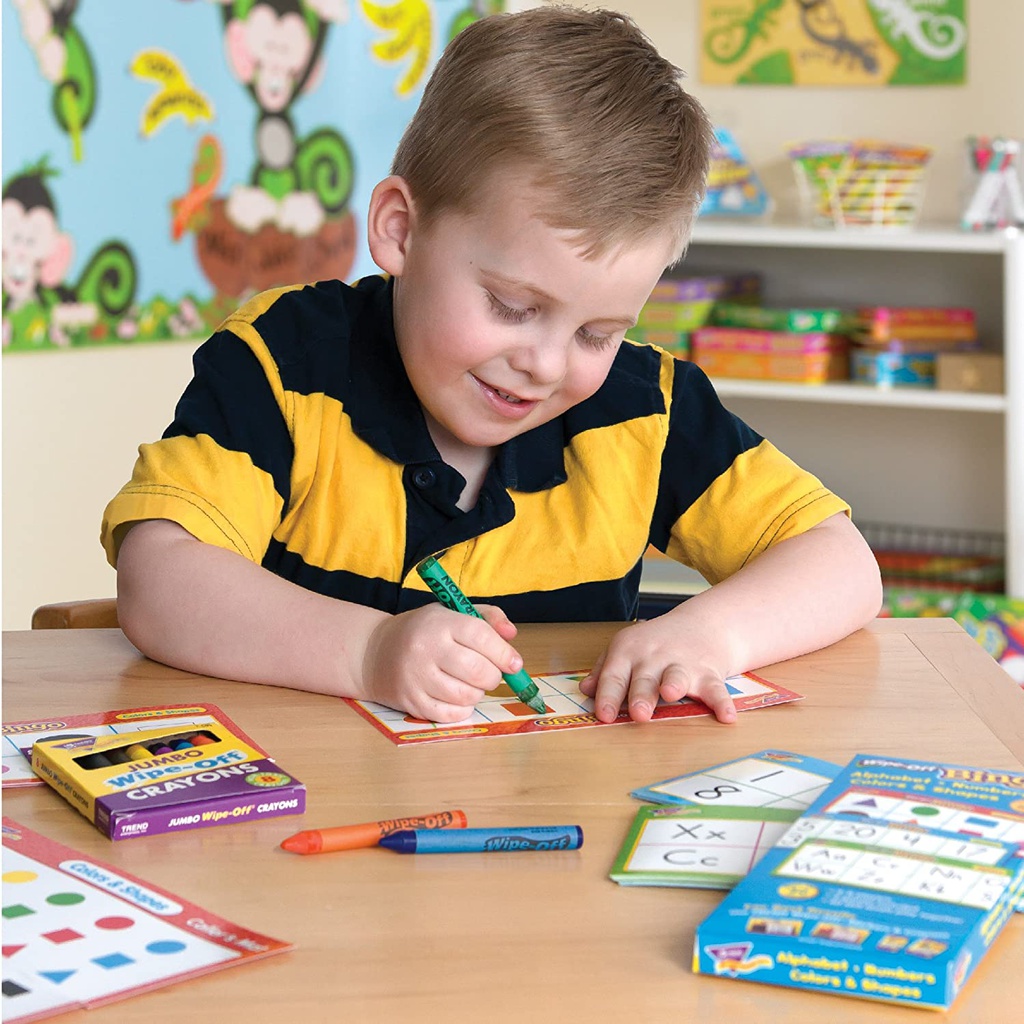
[{"left": 631, "top": 749, "right": 840, "bottom": 810}]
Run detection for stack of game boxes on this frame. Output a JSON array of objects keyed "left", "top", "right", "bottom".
[
  {"left": 690, "top": 304, "right": 856, "bottom": 384},
  {"left": 628, "top": 272, "right": 761, "bottom": 359},
  {"left": 851, "top": 307, "right": 984, "bottom": 388}
]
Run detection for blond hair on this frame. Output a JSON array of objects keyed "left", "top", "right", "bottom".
[{"left": 392, "top": 5, "right": 713, "bottom": 259}]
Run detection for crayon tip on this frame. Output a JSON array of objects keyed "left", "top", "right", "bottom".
[
  {"left": 280, "top": 831, "right": 322, "bottom": 855},
  {"left": 523, "top": 691, "right": 549, "bottom": 715}
]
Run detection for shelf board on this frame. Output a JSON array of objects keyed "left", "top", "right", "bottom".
[
  {"left": 709, "top": 377, "right": 1006, "bottom": 411},
  {"left": 690, "top": 220, "right": 1020, "bottom": 255}
]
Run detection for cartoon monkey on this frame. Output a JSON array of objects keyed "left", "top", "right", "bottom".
[
  {"left": 12, "top": 0, "right": 98, "bottom": 161},
  {"left": 2, "top": 163, "right": 137, "bottom": 346},
  {"left": 220, "top": 0, "right": 354, "bottom": 237}
]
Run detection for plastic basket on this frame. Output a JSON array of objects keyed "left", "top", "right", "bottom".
[
  {"left": 794, "top": 162, "right": 929, "bottom": 231},
  {"left": 790, "top": 141, "right": 931, "bottom": 232}
]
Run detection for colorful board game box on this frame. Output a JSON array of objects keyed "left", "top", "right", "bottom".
[
  {"left": 699, "top": 127, "right": 770, "bottom": 218},
  {"left": 31, "top": 722, "right": 305, "bottom": 841},
  {"left": 710, "top": 303, "right": 855, "bottom": 334},
  {"left": 610, "top": 804, "right": 802, "bottom": 889},
  {"left": 3, "top": 704, "right": 259, "bottom": 789},
  {"left": 347, "top": 672, "right": 801, "bottom": 745},
  {"left": 693, "top": 754, "right": 1024, "bottom": 1009},
  {"left": 1, "top": 818, "right": 291, "bottom": 1021},
  {"left": 953, "top": 592, "right": 1024, "bottom": 686}
]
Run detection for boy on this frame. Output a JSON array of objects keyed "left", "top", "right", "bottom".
[{"left": 102, "top": 6, "right": 882, "bottom": 727}]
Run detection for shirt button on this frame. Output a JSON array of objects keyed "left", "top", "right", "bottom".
[{"left": 411, "top": 467, "right": 436, "bottom": 489}]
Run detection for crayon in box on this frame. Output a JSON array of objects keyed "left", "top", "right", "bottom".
[
  {"left": 693, "top": 754, "right": 1024, "bottom": 1009},
  {"left": 31, "top": 723, "right": 305, "bottom": 840}
]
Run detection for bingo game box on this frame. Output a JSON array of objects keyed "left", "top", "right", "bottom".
[
  {"left": 31, "top": 722, "right": 305, "bottom": 840},
  {"left": 693, "top": 754, "right": 1024, "bottom": 1009}
]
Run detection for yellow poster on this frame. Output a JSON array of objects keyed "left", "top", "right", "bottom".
[{"left": 700, "top": 0, "right": 967, "bottom": 87}]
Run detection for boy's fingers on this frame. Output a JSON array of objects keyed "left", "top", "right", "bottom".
[
  {"left": 456, "top": 617, "right": 523, "bottom": 676},
  {"left": 626, "top": 674, "right": 661, "bottom": 722},
  {"left": 476, "top": 604, "right": 519, "bottom": 641},
  {"left": 592, "top": 665, "right": 630, "bottom": 722},
  {"left": 697, "top": 679, "right": 737, "bottom": 724},
  {"left": 578, "top": 651, "right": 606, "bottom": 696}
]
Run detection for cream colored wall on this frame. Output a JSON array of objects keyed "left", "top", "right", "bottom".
[
  {"left": 604, "top": 0, "right": 1024, "bottom": 224},
  {"left": 3, "top": 342, "right": 201, "bottom": 627},
  {"left": 3, "top": 2, "right": 1023, "bottom": 628}
]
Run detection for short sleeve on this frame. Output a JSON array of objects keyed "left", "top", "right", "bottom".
[
  {"left": 100, "top": 328, "right": 294, "bottom": 566},
  {"left": 651, "top": 360, "right": 850, "bottom": 584}
]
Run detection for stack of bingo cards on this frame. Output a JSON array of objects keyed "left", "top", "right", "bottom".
[
  {"left": 694, "top": 754, "right": 1024, "bottom": 1010},
  {"left": 30, "top": 721, "right": 305, "bottom": 840},
  {"left": 610, "top": 751, "right": 841, "bottom": 889},
  {"left": 627, "top": 272, "right": 760, "bottom": 359},
  {"left": 851, "top": 306, "right": 979, "bottom": 388},
  {"left": 692, "top": 303, "right": 856, "bottom": 384}
]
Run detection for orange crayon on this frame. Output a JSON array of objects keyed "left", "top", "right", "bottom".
[{"left": 280, "top": 809, "right": 468, "bottom": 855}]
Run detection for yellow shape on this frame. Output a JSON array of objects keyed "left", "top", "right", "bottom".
[
  {"left": 130, "top": 49, "right": 214, "bottom": 137},
  {"left": 2, "top": 870, "right": 38, "bottom": 883},
  {"left": 777, "top": 882, "right": 818, "bottom": 900},
  {"left": 362, "top": 0, "right": 432, "bottom": 96}
]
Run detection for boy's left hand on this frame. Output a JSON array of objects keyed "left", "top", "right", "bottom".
[{"left": 577, "top": 617, "right": 737, "bottom": 725}]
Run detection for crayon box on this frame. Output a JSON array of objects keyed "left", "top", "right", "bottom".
[{"left": 32, "top": 723, "right": 305, "bottom": 840}]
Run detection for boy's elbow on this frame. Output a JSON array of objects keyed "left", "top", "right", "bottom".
[
  {"left": 115, "top": 578, "right": 160, "bottom": 657},
  {"left": 852, "top": 531, "right": 884, "bottom": 624}
]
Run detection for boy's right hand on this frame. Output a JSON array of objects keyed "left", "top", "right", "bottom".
[{"left": 360, "top": 604, "right": 523, "bottom": 722}]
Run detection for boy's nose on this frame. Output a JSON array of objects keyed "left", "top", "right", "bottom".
[{"left": 508, "top": 333, "right": 569, "bottom": 386}]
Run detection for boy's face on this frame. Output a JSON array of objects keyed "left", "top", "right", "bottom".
[{"left": 391, "top": 175, "right": 676, "bottom": 461}]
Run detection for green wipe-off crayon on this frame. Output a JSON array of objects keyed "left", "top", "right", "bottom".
[{"left": 415, "top": 555, "right": 548, "bottom": 714}]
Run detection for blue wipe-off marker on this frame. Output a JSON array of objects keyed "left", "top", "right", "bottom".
[{"left": 380, "top": 826, "right": 584, "bottom": 854}]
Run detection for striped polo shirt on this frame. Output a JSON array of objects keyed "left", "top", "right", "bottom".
[{"left": 101, "top": 275, "right": 848, "bottom": 621}]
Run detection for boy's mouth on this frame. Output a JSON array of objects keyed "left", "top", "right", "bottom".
[{"left": 473, "top": 376, "right": 539, "bottom": 418}]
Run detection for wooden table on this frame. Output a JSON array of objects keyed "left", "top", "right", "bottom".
[{"left": 3, "top": 620, "right": 1024, "bottom": 1022}]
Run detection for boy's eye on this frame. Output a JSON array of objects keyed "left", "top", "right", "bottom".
[
  {"left": 576, "top": 325, "right": 613, "bottom": 351},
  {"left": 487, "top": 292, "right": 530, "bottom": 323}
]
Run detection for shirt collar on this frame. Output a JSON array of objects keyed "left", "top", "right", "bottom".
[{"left": 345, "top": 276, "right": 568, "bottom": 493}]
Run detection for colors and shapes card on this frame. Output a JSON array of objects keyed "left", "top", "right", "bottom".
[
  {"left": 347, "top": 672, "right": 802, "bottom": 746},
  {"left": 2, "top": 704, "right": 262, "bottom": 789},
  {"left": 610, "top": 804, "right": 801, "bottom": 889},
  {"left": 1, "top": 819, "right": 291, "bottom": 1022},
  {"left": 631, "top": 750, "right": 840, "bottom": 810}
]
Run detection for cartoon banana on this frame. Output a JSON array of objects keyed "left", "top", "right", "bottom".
[
  {"left": 130, "top": 49, "right": 214, "bottom": 137},
  {"left": 361, "top": 0, "right": 432, "bottom": 97}
]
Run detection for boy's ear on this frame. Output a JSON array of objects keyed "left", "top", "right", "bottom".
[{"left": 367, "top": 175, "right": 415, "bottom": 276}]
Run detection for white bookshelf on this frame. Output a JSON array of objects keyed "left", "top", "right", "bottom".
[{"left": 640, "top": 221, "right": 1024, "bottom": 599}]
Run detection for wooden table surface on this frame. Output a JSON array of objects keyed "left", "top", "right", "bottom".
[{"left": 3, "top": 619, "right": 1024, "bottom": 1022}]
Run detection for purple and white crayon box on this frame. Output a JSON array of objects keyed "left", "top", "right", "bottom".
[{"left": 32, "top": 724, "right": 305, "bottom": 840}]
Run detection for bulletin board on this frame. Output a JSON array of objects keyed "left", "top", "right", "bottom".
[
  {"left": 2, "top": 0, "right": 502, "bottom": 353},
  {"left": 699, "top": 0, "right": 967, "bottom": 86}
]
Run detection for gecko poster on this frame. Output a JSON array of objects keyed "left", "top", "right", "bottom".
[
  {"left": 699, "top": 0, "right": 967, "bottom": 86},
  {"left": 2, "top": 0, "right": 505, "bottom": 353}
]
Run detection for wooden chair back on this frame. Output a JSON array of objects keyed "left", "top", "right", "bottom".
[{"left": 31, "top": 599, "right": 119, "bottom": 629}]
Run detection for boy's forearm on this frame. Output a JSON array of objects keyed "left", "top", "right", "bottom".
[
  {"left": 670, "top": 513, "right": 883, "bottom": 676},
  {"left": 116, "top": 521, "right": 389, "bottom": 698}
]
